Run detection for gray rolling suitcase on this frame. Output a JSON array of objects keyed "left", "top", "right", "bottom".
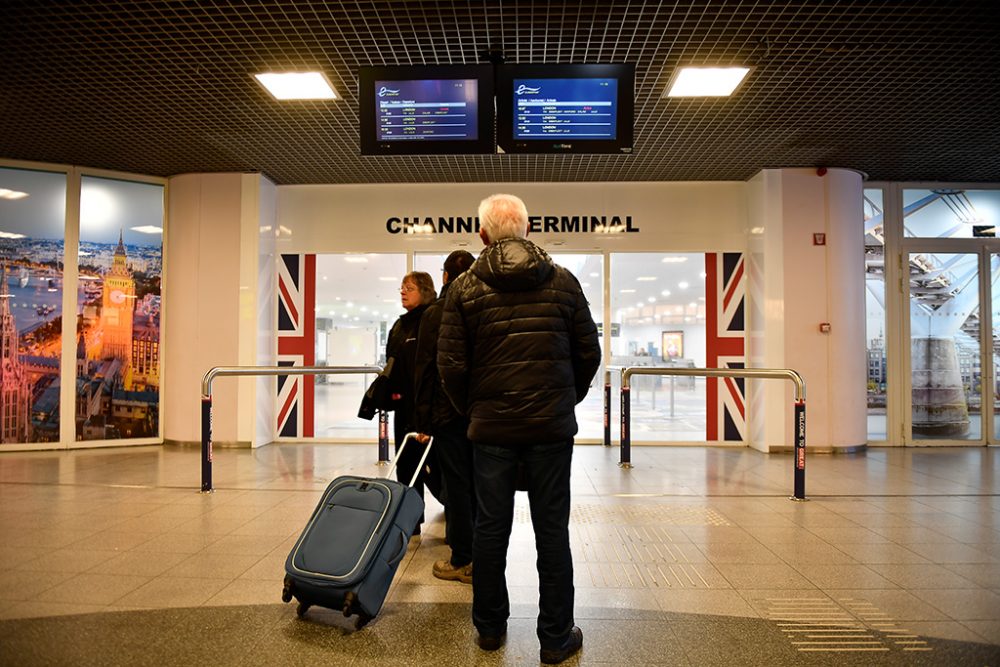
[{"left": 281, "top": 432, "right": 432, "bottom": 628}]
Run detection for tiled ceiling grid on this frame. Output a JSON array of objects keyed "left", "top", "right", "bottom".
[{"left": 0, "top": 1, "right": 997, "bottom": 185}]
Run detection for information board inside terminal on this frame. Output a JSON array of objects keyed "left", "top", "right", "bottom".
[
  {"left": 375, "top": 79, "right": 479, "bottom": 141},
  {"left": 512, "top": 78, "right": 618, "bottom": 140}
]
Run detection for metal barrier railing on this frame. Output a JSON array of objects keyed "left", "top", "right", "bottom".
[
  {"left": 200, "top": 365, "right": 385, "bottom": 493},
  {"left": 617, "top": 366, "right": 808, "bottom": 501}
]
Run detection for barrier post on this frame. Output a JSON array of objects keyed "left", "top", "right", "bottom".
[
  {"left": 603, "top": 370, "right": 612, "bottom": 447},
  {"left": 200, "top": 395, "right": 213, "bottom": 493},
  {"left": 618, "top": 366, "right": 805, "bottom": 500},
  {"left": 619, "top": 385, "right": 632, "bottom": 468},
  {"left": 199, "top": 365, "right": 383, "bottom": 492},
  {"left": 377, "top": 409, "right": 390, "bottom": 464},
  {"left": 793, "top": 400, "right": 806, "bottom": 500}
]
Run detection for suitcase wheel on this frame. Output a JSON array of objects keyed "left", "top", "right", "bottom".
[
  {"left": 281, "top": 576, "right": 294, "bottom": 603},
  {"left": 296, "top": 602, "right": 310, "bottom": 618},
  {"left": 355, "top": 613, "right": 372, "bottom": 630}
]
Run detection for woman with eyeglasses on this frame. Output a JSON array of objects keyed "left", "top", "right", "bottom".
[{"left": 385, "top": 271, "right": 438, "bottom": 534}]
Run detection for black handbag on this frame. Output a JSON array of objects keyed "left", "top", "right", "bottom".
[{"left": 357, "top": 357, "right": 395, "bottom": 420}]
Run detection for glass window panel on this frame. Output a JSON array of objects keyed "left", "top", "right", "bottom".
[
  {"left": 908, "top": 252, "right": 981, "bottom": 441},
  {"left": 77, "top": 176, "right": 164, "bottom": 441},
  {"left": 314, "top": 253, "right": 406, "bottom": 439},
  {"left": 550, "top": 253, "right": 604, "bottom": 440},
  {"left": 864, "top": 188, "right": 887, "bottom": 440},
  {"left": 903, "top": 189, "right": 1000, "bottom": 239},
  {"left": 0, "top": 167, "right": 66, "bottom": 444},
  {"left": 993, "top": 253, "right": 1000, "bottom": 441},
  {"left": 611, "top": 253, "right": 706, "bottom": 442},
  {"left": 413, "top": 252, "right": 449, "bottom": 285}
]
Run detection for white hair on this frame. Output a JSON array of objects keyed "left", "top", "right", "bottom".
[{"left": 478, "top": 194, "right": 529, "bottom": 241}]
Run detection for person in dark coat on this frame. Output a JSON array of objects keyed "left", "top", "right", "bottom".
[
  {"left": 385, "top": 270, "right": 436, "bottom": 534},
  {"left": 414, "top": 249, "right": 476, "bottom": 583},
  {"left": 438, "top": 194, "right": 601, "bottom": 664}
]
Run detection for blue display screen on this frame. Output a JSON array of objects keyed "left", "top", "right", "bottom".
[
  {"left": 376, "top": 79, "right": 479, "bottom": 141},
  {"left": 513, "top": 78, "right": 618, "bottom": 140}
]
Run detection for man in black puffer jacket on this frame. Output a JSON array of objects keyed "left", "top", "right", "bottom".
[{"left": 438, "top": 194, "right": 601, "bottom": 665}]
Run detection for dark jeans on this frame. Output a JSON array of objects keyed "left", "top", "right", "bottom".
[
  {"left": 472, "top": 439, "right": 574, "bottom": 650},
  {"left": 436, "top": 419, "right": 475, "bottom": 566}
]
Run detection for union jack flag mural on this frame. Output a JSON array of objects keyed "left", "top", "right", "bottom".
[
  {"left": 277, "top": 254, "right": 315, "bottom": 437},
  {"left": 705, "top": 252, "right": 746, "bottom": 441}
]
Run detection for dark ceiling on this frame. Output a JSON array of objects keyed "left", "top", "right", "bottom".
[{"left": 1, "top": 1, "right": 998, "bottom": 185}]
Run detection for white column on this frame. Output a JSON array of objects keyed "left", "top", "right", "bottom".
[
  {"left": 746, "top": 168, "right": 866, "bottom": 452},
  {"left": 164, "top": 173, "right": 275, "bottom": 447}
]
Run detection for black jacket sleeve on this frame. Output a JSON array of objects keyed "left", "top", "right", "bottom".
[
  {"left": 413, "top": 300, "right": 443, "bottom": 433},
  {"left": 437, "top": 279, "right": 469, "bottom": 415},
  {"left": 571, "top": 288, "right": 602, "bottom": 403}
]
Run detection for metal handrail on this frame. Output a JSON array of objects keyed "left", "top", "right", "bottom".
[
  {"left": 200, "top": 365, "right": 385, "bottom": 493},
  {"left": 618, "top": 366, "right": 808, "bottom": 500}
]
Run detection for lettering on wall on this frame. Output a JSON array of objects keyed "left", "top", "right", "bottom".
[{"left": 385, "top": 215, "right": 640, "bottom": 235}]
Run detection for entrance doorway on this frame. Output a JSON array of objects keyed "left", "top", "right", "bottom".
[{"left": 904, "top": 248, "right": 1000, "bottom": 444}]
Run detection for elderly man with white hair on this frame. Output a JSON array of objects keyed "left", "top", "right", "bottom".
[{"left": 438, "top": 193, "right": 601, "bottom": 665}]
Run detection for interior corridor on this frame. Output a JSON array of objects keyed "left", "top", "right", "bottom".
[{"left": 1, "top": 444, "right": 998, "bottom": 665}]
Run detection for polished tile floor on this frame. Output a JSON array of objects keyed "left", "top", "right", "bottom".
[{"left": 0, "top": 443, "right": 998, "bottom": 665}]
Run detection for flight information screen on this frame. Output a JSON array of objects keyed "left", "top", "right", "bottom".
[
  {"left": 375, "top": 79, "right": 479, "bottom": 141},
  {"left": 512, "top": 78, "right": 618, "bottom": 140}
]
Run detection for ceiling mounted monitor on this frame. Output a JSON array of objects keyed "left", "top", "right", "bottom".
[
  {"left": 359, "top": 64, "right": 495, "bottom": 155},
  {"left": 496, "top": 63, "right": 634, "bottom": 155}
]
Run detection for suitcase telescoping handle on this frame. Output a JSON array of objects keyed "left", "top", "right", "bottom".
[{"left": 385, "top": 432, "right": 434, "bottom": 488}]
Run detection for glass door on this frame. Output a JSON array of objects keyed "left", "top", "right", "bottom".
[
  {"left": 992, "top": 253, "right": 1000, "bottom": 442},
  {"left": 905, "top": 249, "right": 1000, "bottom": 444}
]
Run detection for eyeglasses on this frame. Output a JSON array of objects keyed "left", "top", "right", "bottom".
[{"left": 400, "top": 284, "right": 418, "bottom": 293}]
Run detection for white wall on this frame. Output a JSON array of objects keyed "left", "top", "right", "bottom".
[
  {"left": 160, "top": 174, "right": 868, "bottom": 451},
  {"left": 276, "top": 181, "right": 748, "bottom": 253},
  {"left": 164, "top": 172, "right": 276, "bottom": 446},
  {"left": 255, "top": 177, "right": 278, "bottom": 448}
]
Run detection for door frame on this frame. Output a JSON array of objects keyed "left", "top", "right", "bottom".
[{"left": 898, "top": 233, "right": 1000, "bottom": 446}]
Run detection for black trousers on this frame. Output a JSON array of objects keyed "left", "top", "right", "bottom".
[
  {"left": 472, "top": 439, "right": 575, "bottom": 650},
  {"left": 435, "top": 419, "right": 476, "bottom": 566},
  {"left": 392, "top": 410, "right": 441, "bottom": 526}
]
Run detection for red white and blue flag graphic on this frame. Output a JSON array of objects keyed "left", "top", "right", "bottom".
[
  {"left": 705, "top": 253, "right": 746, "bottom": 441},
  {"left": 277, "top": 254, "right": 315, "bottom": 437}
]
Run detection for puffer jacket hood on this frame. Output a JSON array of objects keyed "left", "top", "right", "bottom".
[{"left": 473, "top": 237, "right": 553, "bottom": 292}]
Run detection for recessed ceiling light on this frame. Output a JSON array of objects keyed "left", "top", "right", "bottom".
[
  {"left": 255, "top": 72, "right": 338, "bottom": 100},
  {"left": 0, "top": 230, "right": 27, "bottom": 239},
  {"left": 0, "top": 188, "right": 29, "bottom": 200},
  {"left": 620, "top": 289, "right": 636, "bottom": 293},
  {"left": 636, "top": 276, "right": 657, "bottom": 281},
  {"left": 666, "top": 66, "right": 751, "bottom": 97},
  {"left": 661, "top": 256, "right": 688, "bottom": 263},
  {"left": 130, "top": 225, "right": 162, "bottom": 234}
]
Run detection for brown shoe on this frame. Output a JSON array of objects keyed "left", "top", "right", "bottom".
[{"left": 432, "top": 559, "right": 473, "bottom": 584}]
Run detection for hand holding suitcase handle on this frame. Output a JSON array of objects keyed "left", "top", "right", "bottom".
[{"left": 384, "top": 432, "right": 434, "bottom": 488}]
